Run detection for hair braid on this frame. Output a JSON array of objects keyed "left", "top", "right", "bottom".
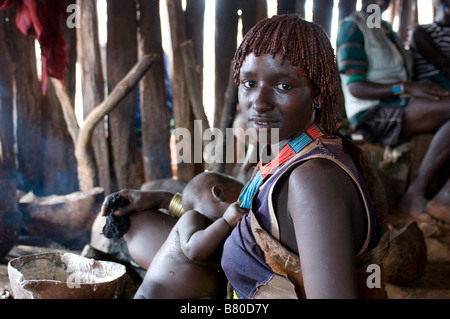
[{"left": 233, "top": 14, "right": 339, "bottom": 134}]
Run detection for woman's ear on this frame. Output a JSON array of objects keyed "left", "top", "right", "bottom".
[
  {"left": 313, "top": 96, "right": 322, "bottom": 109},
  {"left": 212, "top": 185, "right": 227, "bottom": 202}
]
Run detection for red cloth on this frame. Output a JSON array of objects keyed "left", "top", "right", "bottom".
[{"left": 0, "top": 0, "right": 68, "bottom": 93}]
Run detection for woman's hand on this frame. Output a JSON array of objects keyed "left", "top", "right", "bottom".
[{"left": 101, "top": 189, "right": 175, "bottom": 217}]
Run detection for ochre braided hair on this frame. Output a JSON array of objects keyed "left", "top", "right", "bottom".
[{"left": 233, "top": 14, "right": 339, "bottom": 134}]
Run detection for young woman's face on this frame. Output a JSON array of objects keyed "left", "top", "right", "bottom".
[{"left": 238, "top": 53, "right": 317, "bottom": 144}]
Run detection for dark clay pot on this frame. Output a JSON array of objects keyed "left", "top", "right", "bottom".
[
  {"left": 384, "top": 221, "right": 427, "bottom": 285},
  {"left": 18, "top": 187, "right": 104, "bottom": 244},
  {"left": 0, "top": 179, "right": 22, "bottom": 260},
  {"left": 0, "top": 210, "right": 22, "bottom": 260}
]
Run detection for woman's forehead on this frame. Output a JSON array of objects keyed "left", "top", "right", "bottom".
[{"left": 240, "top": 53, "right": 309, "bottom": 77}]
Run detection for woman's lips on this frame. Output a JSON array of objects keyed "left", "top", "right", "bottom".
[{"left": 249, "top": 117, "right": 279, "bottom": 129}]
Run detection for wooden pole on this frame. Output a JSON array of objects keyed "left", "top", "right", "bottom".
[
  {"left": 138, "top": 0, "right": 173, "bottom": 181},
  {"left": 166, "top": 0, "right": 197, "bottom": 182},
  {"left": 185, "top": 0, "right": 205, "bottom": 83},
  {"left": 76, "top": 0, "right": 112, "bottom": 193},
  {"left": 213, "top": 61, "right": 238, "bottom": 173},
  {"left": 0, "top": 14, "right": 16, "bottom": 182},
  {"left": 241, "top": 0, "right": 267, "bottom": 35},
  {"left": 107, "top": 0, "right": 141, "bottom": 191},
  {"left": 4, "top": 8, "right": 46, "bottom": 195},
  {"left": 214, "top": 0, "right": 240, "bottom": 129},
  {"left": 51, "top": 78, "right": 79, "bottom": 145},
  {"left": 52, "top": 54, "right": 158, "bottom": 192},
  {"left": 313, "top": 0, "right": 334, "bottom": 36},
  {"left": 398, "top": 0, "right": 414, "bottom": 42},
  {"left": 181, "top": 39, "right": 210, "bottom": 146},
  {"left": 277, "top": 0, "right": 297, "bottom": 14},
  {"left": 75, "top": 54, "right": 158, "bottom": 192}
]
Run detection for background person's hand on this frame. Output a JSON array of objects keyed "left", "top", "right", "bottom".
[{"left": 405, "top": 81, "right": 449, "bottom": 100}]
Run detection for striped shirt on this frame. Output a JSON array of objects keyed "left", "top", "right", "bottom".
[
  {"left": 337, "top": 20, "right": 399, "bottom": 74},
  {"left": 409, "top": 22, "right": 450, "bottom": 81}
]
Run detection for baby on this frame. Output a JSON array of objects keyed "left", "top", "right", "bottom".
[{"left": 102, "top": 171, "right": 245, "bottom": 298}]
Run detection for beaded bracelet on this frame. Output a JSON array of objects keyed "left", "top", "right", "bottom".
[
  {"left": 168, "top": 193, "right": 185, "bottom": 218},
  {"left": 392, "top": 83, "right": 404, "bottom": 95}
]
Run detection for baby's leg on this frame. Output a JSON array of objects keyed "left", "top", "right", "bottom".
[{"left": 124, "top": 210, "right": 177, "bottom": 269}]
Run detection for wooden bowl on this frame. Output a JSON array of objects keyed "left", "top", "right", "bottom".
[
  {"left": 8, "top": 252, "right": 126, "bottom": 299},
  {"left": 18, "top": 187, "right": 104, "bottom": 244}
]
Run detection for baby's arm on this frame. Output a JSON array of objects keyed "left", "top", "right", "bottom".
[{"left": 179, "top": 202, "right": 246, "bottom": 262}]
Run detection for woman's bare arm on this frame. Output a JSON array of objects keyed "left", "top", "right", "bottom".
[
  {"left": 288, "top": 159, "right": 362, "bottom": 298},
  {"left": 101, "top": 190, "right": 175, "bottom": 216}
]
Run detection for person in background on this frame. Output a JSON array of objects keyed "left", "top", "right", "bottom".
[
  {"left": 408, "top": 0, "right": 450, "bottom": 90},
  {"left": 337, "top": 0, "right": 450, "bottom": 223}
]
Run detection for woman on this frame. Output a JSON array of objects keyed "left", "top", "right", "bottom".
[{"left": 221, "top": 14, "right": 389, "bottom": 299}]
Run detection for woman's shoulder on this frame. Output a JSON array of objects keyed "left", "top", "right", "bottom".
[
  {"left": 288, "top": 158, "right": 356, "bottom": 194},
  {"left": 286, "top": 158, "right": 365, "bottom": 235}
]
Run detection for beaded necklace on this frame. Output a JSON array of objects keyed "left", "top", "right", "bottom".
[{"left": 239, "top": 124, "right": 324, "bottom": 210}]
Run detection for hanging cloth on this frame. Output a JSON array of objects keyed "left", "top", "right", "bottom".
[{"left": 0, "top": 0, "right": 68, "bottom": 94}]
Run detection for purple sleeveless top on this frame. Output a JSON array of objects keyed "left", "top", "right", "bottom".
[{"left": 221, "top": 137, "right": 377, "bottom": 299}]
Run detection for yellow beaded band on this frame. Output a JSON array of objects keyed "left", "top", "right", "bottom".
[{"left": 168, "top": 193, "right": 185, "bottom": 218}]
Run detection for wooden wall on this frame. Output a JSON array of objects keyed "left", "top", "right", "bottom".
[{"left": 0, "top": 0, "right": 427, "bottom": 197}]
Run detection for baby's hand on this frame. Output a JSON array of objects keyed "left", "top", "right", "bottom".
[{"left": 223, "top": 201, "right": 248, "bottom": 228}]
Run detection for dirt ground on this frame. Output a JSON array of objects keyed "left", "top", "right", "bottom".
[{"left": 1, "top": 199, "right": 450, "bottom": 299}]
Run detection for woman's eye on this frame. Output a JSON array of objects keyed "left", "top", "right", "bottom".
[
  {"left": 275, "top": 83, "right": 291, "bottom": 91},
  {"left": 242, "top": 80, "right": 255, "bottom": 88}
]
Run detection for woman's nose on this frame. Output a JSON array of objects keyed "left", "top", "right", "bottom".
[{"left": 252, "top": 86, "right": 273, "bottom": 113}]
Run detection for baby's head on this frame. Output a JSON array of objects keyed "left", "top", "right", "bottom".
[
  {"left": 182, "top": 171, "right": 244, "bottom": 220},
  {"left": 233, "top": 14, "right": 339, "bottom": 134}
]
